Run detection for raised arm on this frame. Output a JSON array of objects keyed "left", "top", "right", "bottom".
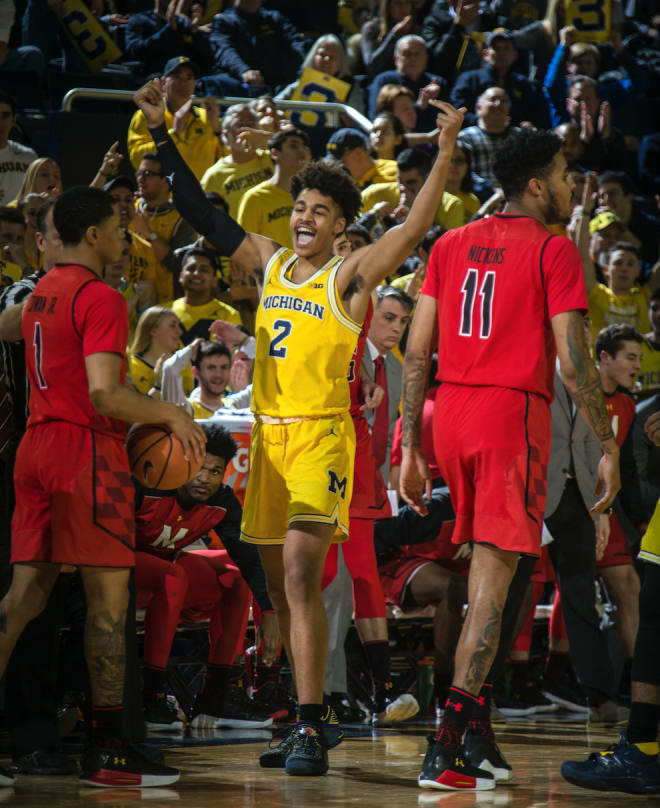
[
  {"left": 568, "top": 172, "right": 597, "bottom": 293},
  {"left": 133, "top": 80, "right": 277, "bottom": 284},
  {"left": 551, "top": 309, "right": 620, "bottom": 512},
  {"left": 341, "top": 102, "right": 465, "bottom": 321},
  {"left": 399, "top": 292, "right": 437, "bottom": 516}
]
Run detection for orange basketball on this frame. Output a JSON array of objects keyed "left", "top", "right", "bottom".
[{"left": 126, "top": 424, "right": 202, "bottom": 489}]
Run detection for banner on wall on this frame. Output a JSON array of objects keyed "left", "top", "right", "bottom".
[{"left": 59, "top": 0, "right": 123, "bottom": 72}]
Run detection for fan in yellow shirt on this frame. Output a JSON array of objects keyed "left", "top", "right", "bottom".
[
  {"left": 361, "top": 148, "right": 464, "bottom": 231},
  {"left": 237, "top": 128, "right": 311, "bottom": 249},
  {"left": 326, "top": 127, "right": 398, "bottom": 189},
  {"left": 172, "top": 248, "right": 242, "bottom": 344},
  {"left": 201, "top": 104, "right": 274, "bottom": 219},
  {"left": 128, "top": 57, "right": 225, "bottom": 181},
  {"left": 584, "top": 241, "right": 660, "bottom": 345},
  {"left": 127, "top": 305, "right": 194, "bottom": 396},
  {"left": 444, "top": 141, "right": 482, "bottom": 224}
]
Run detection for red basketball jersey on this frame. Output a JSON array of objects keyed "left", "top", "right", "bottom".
[
  {"left": 22, "top": 264, "right": 129, "bottom": 440},
  {"left": 420, "top": 214, "right": 587, "bottom": 401},
  {"left": 134, "top": 487, "right": 238, "bottom": 558},
  {"left": 605, "top": 388, "right": 636, "bottom": 447},
  {"left": 349, "top": 298, "right": 374, "bottom": 418}
]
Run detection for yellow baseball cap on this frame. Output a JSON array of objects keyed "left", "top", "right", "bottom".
[{"left": 589, "top": 210, "right": 622, "bottom": 234}]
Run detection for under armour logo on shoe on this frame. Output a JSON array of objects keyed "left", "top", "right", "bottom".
[
  {"left": 445, "top": 700, "right": 463, "bottom": 712},
  {"left": 455, "top": 758, "right": 465, "bottom": 767}
]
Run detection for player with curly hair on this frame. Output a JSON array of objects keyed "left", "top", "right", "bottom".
[{"left": 133, "top": 78, "right": 465, "bottom": 777}]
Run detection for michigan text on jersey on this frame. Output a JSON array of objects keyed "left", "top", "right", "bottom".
[{"left": 262, "top": 294, "right": 325, "bottom": 320}]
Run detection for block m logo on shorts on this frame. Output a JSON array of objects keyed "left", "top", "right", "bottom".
[{"left": 328, "top": 470, "right": 348, "bottom": 499}]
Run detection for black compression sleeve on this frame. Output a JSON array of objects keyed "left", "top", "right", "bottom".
[{"left": 148, "top": 122, "right": 247, "bottom": 257}]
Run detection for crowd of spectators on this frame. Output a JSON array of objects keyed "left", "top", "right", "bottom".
[{"left": 0, "top": 0, "right": 659, "bottom": 758}]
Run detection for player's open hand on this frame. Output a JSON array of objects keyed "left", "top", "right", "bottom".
[
  {"left": 256, "top": 611, "right": 281, "bottom": 666},
  {"left": 429, "top": 101, "right": 466, "bottom": 145},
  {"left": 166, "top": 405, "right": 206, "bottom": 464},
  {"left": 399, "top": 447, "right": 432, "bottom": 517},
  {"left": 590, "top": 450, "right": 621, "bottom": 515},
  {"left": 134, "top": 79, "right": 166, "bottom": 128}
]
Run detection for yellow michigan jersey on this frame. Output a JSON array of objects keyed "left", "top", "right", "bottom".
[
  {"left": 640, "top": 498, "right": 660, "bottom": 566},
  {"left": 251, "top": 247, "right": 362, "bottom": 417},
  {"left": 127, "top": 352, "right": 194, "bottom": 396},
  {"left": 638, "top": 339, "right": 660, "bottom": 397}
]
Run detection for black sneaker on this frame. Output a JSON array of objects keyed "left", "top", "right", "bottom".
[
  {"left": 190, "top": 683, "right": 273, "bottom": 729},
  {"left": 493, "top": 689, "right": 536, "bottom": 717},
  {"left": 464, "top": 729, "right": 513, "bottom": 782},
  {"left": 8, "top": 749, "right": 77, "bottom": 775},
  {"left": 516, "top": 680, "right": 558, "bottom": 714},
  {"left": 326, "top": 692, "right": 367, "bottom": 723},
  {"left": 144, "top": 692, "right": 183, "bottom": 731},
  {"left": 259, "top": 727, "right": 297, "bottom": 768},
  {"left": 284, "top": 724, "right": 329, "bottom": 776},
  {"left": 418, "top": 735, "right": 495, "bottom": 791},
  {"left": 541, "top": 676, "right": 590, "bottom": 714},
  {"left": 561, "top": 731, "right": 660, "bottom": 794},
  {"left": 79, "top": 743, "right": 180, "bottom": 788}
]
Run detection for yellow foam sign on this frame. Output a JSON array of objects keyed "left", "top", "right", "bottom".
[
  {"left": 564, "top": 0, "right": 612, "bottom": 42},
  {"left": 59, "top": 0, "right": 123, "bottom": 72},
  {"left": 290, "top": 67, "right": 351, "bottom": 128}
]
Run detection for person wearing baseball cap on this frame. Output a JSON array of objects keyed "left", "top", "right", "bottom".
[
  {"left": 128, "top": 55, "right": 225, "bottom": 181},
  {"left": 450, "top": 26, "right": 549, "bottom": 129},
  {"left": 326, "top": 128, "right": 398, "bottom": 189}
]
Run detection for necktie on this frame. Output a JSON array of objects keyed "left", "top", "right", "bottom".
[{"left": 372, "top": 355, "right": 389, "bottom": 469}]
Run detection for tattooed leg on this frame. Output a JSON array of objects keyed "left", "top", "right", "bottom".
[
  {"left": 0, "top": 562, "right": 59, "bottom": 677},
  {"left": 80, "top": 566, "right": 130, "bottom": 707},
  {"left": 452, "top": 543, "right": 519, "bottom": 695}
]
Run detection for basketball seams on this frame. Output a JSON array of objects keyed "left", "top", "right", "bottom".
[
  {"left": 127, "top": 423, "right": 199, "bottom": 489},
  {"left": 153, "top": 433, "right": 174, "bottom": 489}
]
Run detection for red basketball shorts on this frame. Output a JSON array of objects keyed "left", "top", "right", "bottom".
[
  {"left": 349, "top": 415, "right": 376, "bottom": 513},
  {"left": 597, "top": 512, "right": 633, "bottom": 568},
  {"left": 432, "top": 384, "right": 551, "bottom": 557},
  {"left": 12, "top": 422, "right": 135, "bottom": 567}
]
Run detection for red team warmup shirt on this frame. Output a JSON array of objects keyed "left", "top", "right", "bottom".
[
  {"left": 13, "top": 264, "right": 134, "bottom": 566},
  {"left": 420, "top": 214, "right": 587, "bottom": 555}
]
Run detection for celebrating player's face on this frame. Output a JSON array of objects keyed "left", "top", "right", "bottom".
[
  {"left": 290, "top": 189, "right": 345, "bottom": 257},
  {"left": 181, "top": 453, "right": 227, "bottom": 501}
]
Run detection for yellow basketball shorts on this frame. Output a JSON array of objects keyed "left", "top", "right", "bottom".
[
  {"left": 640, "top": 498, "right": 660, "bottom": 566},
  {"left": 240, "top": 412, "right": 356, "bottom": 545}
]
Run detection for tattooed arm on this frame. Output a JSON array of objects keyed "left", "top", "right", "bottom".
[
  {"left": 399, "top": 293, "right": 436, "bottom": 516},
  {"left": 552, "top": 309, "right": 621, "bottom": 513}
]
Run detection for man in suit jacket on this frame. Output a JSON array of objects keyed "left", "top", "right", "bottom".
[
  {"left": 361, "top": 286, "right": 413, "bottom": 484},
  {"left": 542, "top": 368, "right": 619, "bottom": 713}
]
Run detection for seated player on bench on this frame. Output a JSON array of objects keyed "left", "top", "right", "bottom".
[{"left": 134, "top": 422, "right": 281, "bottom": 729}]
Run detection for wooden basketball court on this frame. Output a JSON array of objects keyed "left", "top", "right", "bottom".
[{"left": 0, "top": 713, "right": 651, "bottom": 806}]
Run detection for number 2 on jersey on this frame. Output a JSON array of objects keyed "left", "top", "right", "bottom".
[
  {"left": 33, "top": 322, "right": 48, "bottom": 389},
  {"left": 269, "top": 319, "right": 292, "bottom": 358},
  {"left": 459, "top": 268, "right": 496, "bottom": 339}
]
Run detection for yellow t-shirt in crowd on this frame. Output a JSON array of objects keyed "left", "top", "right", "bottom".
[
  {"left": 356, "top": 158, "right": 398, "bottom": 189},
  {"left": 135, "top": 202, "right": 189, "bottom": 303},
  {"left": 127, "top": 351, "right": 194, "bottom": 396},
  {"left": 588, "top": 283, "right": 651, "bottom": 344},
  {"left": 0, "top": 259, "right": 22, "bottom": 284},
  {"left": 171, "top": 297, "right": 242, "bottom": 345},
  {"left": 189, "top": 398, "right": 221, "bottom": 419},
  {"left": 639, "top": 338, "right": 660, "bottom": 397},
  {"left": 201, "top": 151, "right": 274, "bottom": 219},
  {"left": 127, "top": 230, "right": 157, "bottom": 286},
  {"left": 453, "top": 189, "right": 480, "bottom": 223},
  {"left": 237, "top": 181, "right": 293, "bottom": 248},
  {"left": 128, "top": 105, "right": 226, "bottom": 181},
  {"left": 361, "top": 183, "right": 464, "bottom": 231}
]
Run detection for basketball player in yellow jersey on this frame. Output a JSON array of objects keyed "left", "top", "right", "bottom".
[{"left": 134, "top": 79, "right": 465, "bottom": 776}]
